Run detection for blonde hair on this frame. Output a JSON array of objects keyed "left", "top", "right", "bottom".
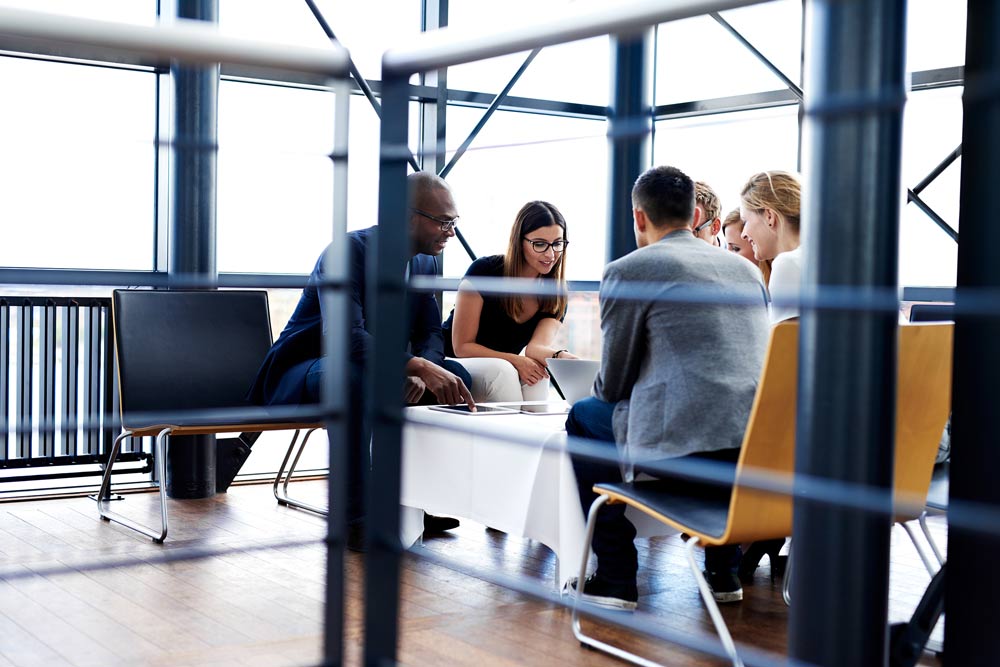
[
  {"left": 721, "top": 207, "right": 742, "bottom": 232},
  {"left": 502, "top": 201, "right": 568, "bottom": 321},
  {"left": 695, "top": 181, "right": 722, "bottom": 223},
  {"left": 740, "top": 171, "right": 801, "bottom": 230}
]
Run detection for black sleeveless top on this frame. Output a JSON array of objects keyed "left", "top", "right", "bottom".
[{"left": 442, "top": 255, "right": 564, "bottom": 357}]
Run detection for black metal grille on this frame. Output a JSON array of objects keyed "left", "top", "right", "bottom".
[{"left": 0, "top": 296, "right": 149, "bottom": 484}]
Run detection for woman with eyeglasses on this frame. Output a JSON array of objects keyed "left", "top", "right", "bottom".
[
  {"left": 442, "top": 200, "right": 577, "bottom": 402},
  {"left": 739, "top": 170, "right": 802, "bottom": 323}
]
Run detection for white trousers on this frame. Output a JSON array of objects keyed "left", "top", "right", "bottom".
[{"left": 451, "top": 357, "right": 551, "bottom": 403}]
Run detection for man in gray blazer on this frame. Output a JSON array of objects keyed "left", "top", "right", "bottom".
[{"left": 567, "top": 165, "right": 770, "bottom": 610}]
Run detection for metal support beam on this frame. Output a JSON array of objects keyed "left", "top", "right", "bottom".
[
  {"left": 790, "top": 1, "right": 906, "bottom": 665},
  {"left": 945, "top": 1, "right": 1000, "bottom": 664},
  {"left": 438, "top": 48, "right": 541, "bottom": 179},
  {"left": 419, "top": 0, "right": 449, "bottom": 175},
  {"left": 606, "top": 31, "right": 651, "bottom": 262},
  {"left": 321, "top": 80, "right": 353, "bottom": 667},
  {"left": 912, "top": 144, "right": 961, "bottom": 195},
  {"left": 907, "top": 188, "right": 959, "bottom": 242},
  {"left": 170, "top": 0, "right": 219, "bottom": 288},
  {"left": 710, "top": 12, "right": 803, "bottom": 100},
  {"left": 167, "top": 0, "right": 219, "bottom": 499},
  {"left": 365, "top": 70, "right": 411, "bottom": 667}
]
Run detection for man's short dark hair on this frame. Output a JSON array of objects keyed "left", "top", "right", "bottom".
[{"left": 631, "top": 166, "right": 695, "bottom": 228}]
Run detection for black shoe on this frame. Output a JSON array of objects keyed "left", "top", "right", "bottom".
[
  {"left": 346, "top": 523, "right": 366, "bottom": 553},
  {"left": 423, "top": 514, "right": 460, "bottom": 534},
  {"left": 704, "top": 569, "right": 743, "bottom": 603},
  {"left": 565, "top": 574, "right": 638, "bottom": 611},
  {"left": 738, "top": 538, "right": 787, "bottom": 582}
]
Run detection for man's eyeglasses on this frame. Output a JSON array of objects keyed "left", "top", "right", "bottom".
[
  {"left": 692, "top": 218, "right": 717, "bottom": 235},
  {"left": 524, "top": 238, "right": 569, "bottom": 254},
  {"left": 411, "top": 208, "right": 459, "bottom": 232}
]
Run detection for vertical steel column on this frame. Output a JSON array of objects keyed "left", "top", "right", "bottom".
[
  {"left": 364, "top": 70, "right": 411, "bottom": 667},
  {"left": 321, "top": 80, "right": 352, "bottom": 667},
  {"left": 167, "top": 0, "right": 219, "bottom": 499},
  {"left": 944, "top": 2, "right": 1000, "bottom": 664},
  {"left": 170, "top": 0, "right": 219, "bottom": 289},
  {"left": 419, "top": 0, "right": 448, "bottom": 173},
  {"left": 790, "top": 1, "right": 906, "bottom": 665},
  {"left": 606, "top": 31, "right": 651, "bottom": 262}
]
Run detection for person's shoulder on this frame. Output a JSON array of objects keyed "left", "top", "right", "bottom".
[
  {"left": 466, "top": 254, "right": 504, "bottom": 277},
  {"left": 412, "top": 252, "right": 439, "bottom": 275},
  {"left": 772, "top": 246, "right": 803, "bottom": 272}
]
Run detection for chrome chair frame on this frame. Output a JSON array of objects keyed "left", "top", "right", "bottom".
[{"left": 273, "top": 427, "right": 328, "bottom": 515}]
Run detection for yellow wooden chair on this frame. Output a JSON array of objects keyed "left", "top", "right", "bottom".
[{"left": 571, "top": 321, "right": 953, "bottom": 667}]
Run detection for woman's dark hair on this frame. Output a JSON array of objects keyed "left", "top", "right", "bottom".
[{"left": 502, "top": 200, "right": 568, "bottom": 321}]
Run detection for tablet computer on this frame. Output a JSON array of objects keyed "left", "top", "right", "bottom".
[
  {"left": 495, "top": 402, "right": 571, "bottom": 415},
  {"left": 427, "top": 404, "right": 518, "bottom": 416}
]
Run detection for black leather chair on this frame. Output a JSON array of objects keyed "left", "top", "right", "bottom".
[{"left": 97, "top": 289, "right": 323, "bottom": 542}]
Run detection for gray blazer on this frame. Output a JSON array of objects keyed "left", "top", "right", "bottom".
[{"left": 593, "top": 230, "right": 770, "bottom": 475}]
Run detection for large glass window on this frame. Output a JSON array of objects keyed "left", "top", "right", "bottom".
[
  {"left": 217, "top": 81, "right": 336, "bottom": 275},
  {"left": 655, "top": 1, "right": 801, "bottom": 106},
  {"left": 906, "top": 0, "right": 966, "bottom": 73},
  {"left": 898, "top": 87, "right": 963, "bottom": 287},
  {"left": 0, "top": 58, "right": 156, "bottom": 270},
  {"left": 447, "top": 0, "right": 609, "bottom": 105},
  {"left": 653, "top": 105, "right": 800, "bottom": 219},
  {"left": 441, "top": 108, "right": 608, "bottom": 282},
  {"left": 218, "top": 0, "right": 422, "bottom": 85}
]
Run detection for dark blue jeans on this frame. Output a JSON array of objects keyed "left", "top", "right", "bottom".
[
  {"left": 567, "top": 396, "right": 740, "bottom": 585},
  {"left": 304, "top": 357, "right": 472, "bottom": 526}
]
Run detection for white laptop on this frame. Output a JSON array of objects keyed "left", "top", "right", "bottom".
[{"left": 547, "top": 358, "right": 600, "bottom": 405}]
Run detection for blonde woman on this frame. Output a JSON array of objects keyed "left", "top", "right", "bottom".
[
  {"left": 442, "top": 201, "right": 576, "bottom": 402},
  {"left": 739, "top": 171, "right": 802, "bottom": 322},
  {"left": 722, "top": 208, "right": 772, "bottom": 286}
]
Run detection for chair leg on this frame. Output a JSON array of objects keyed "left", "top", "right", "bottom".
[
  {"left": 684, "top": 537, "right": 744, "bottom": 667},
  {"left": 570, "top": 495, "right": 664, "bottom": 667},
  {"left": 900, "top": 521, "right": 939, "bottom": 577},
  {"left": 273, "top": 428, "right": 327, "bottom": 516},
  {"left": 97, "top": 427, "right": 170, "bottom": 543},
  {"left": 782, "top": 540, "right": 792, "bottom": 606},
  {"left": 918, "top": 512, "right": 945, "bottom": 566}
]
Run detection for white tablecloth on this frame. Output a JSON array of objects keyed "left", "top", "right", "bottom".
[{"left": 399, "top": 405, "right": 675, "bottom": 586}]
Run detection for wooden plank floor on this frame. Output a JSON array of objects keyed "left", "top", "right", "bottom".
[{"left": 0, "top": 481, "right": 944, "bottom": 667}]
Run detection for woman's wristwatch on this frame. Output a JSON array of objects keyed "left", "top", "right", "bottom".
[{"left": 552, "top": 349, "right": 569, "bottom": 359}]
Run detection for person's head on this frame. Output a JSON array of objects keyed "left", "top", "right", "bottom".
[
  {"left": 631, "top": 165, "right": 696, "bottom": 247},
  {"left": 693, "top": 181, "right": 722, "bottom": 245},
  {"left": 739, "top": 170, "right": 801, "bottom": 261},
  {"left": 722, "top": 208, "right": 757, "bottom": 264},
  {"left": 503, "top": 201, "right": 568, "bottom": 320},
  {"left": 408, "top": 172, "right": 458, "bottom": 256}
]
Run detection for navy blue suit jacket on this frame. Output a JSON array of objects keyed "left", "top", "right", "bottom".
[{"left": 247, "top": 226, "right": 445, "bottom": 405}]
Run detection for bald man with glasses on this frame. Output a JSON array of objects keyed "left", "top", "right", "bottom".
[{"left": 248, "top": 171, "right": 472, "bottom": 549}]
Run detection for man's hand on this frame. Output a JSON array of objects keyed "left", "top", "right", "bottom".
[
  {"left": 407, "top": 358, "right": 475, "bottom": 409},
  {"left": 404, "top": 376, "right": 427, "bottom": 404},
  {"left": 510, "top": 355, "right": 549, "bottom": 386}
]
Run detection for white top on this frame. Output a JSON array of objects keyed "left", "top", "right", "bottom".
[{"left": 769, "top": 246, "right": 803, "bottom": 323}]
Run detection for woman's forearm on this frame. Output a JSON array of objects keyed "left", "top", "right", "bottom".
[{"left": 453, "top": 341, "right": 520, "bottom": 365}]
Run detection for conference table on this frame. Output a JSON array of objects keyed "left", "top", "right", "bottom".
[{"left": 398, "top": 404, "right": 676, "bottom": 587}]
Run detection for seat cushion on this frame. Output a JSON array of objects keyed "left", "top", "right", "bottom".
[{"left": 595, "top": 479, "right": 732, "bottom": 540}]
